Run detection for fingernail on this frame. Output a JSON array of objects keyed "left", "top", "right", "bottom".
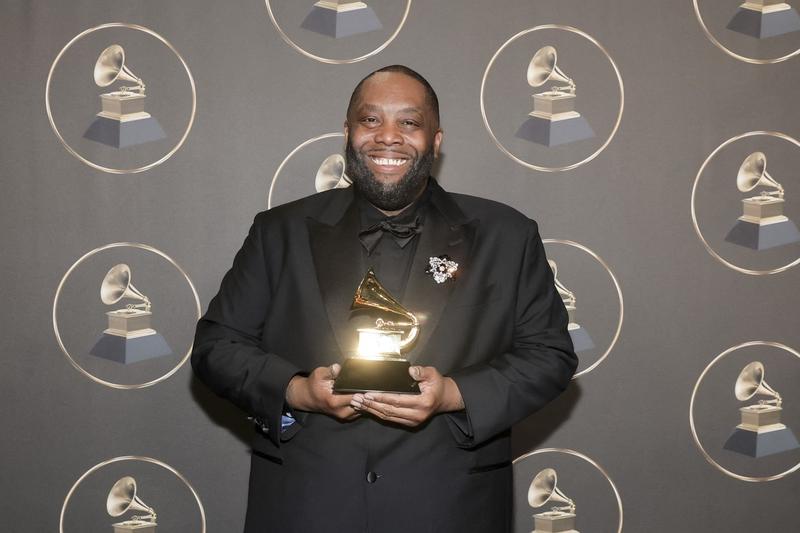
[{"left": 364, "top": 393, "right": 374, "bottom": 400}]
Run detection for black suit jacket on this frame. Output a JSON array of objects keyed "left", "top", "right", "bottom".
[{"left": 191, "top": 179, "right": 577, "bottom": 533}]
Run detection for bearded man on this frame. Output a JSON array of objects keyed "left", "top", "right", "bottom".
[{"left": 191, "top": 65, "right": 577, "bottom": 533}]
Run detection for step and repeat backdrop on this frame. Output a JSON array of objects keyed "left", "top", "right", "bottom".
[{"left": 2, "top": 0, "right": 800, "bottom": 531}]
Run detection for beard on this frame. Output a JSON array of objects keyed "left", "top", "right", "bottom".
[{"left": 345, "top": 140, "right": 435, "bottom": 211}]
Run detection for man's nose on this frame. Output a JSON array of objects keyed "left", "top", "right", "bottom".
[{"left": 373, "top": 122, "right": 403, "bottom": 145}]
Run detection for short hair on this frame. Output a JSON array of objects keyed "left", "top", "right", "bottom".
[{"left": 346, "top": 65, "right": 440, "bottom": 127}]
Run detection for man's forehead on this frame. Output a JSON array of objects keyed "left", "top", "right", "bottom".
[{"left": 356, "top": 72, "right": 429, "bottom": 108}]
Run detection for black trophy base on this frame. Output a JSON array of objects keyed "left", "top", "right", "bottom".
[
  {"left": 569, "top": 325, "right": 595, "bottom": 353},
  {"left": 516, "top": 115, "right": 595, "bottom": 147},
  {"left": 84, "top": 116, "right": 166, "bottom": 148},
  {"left": 90, "top": 333, "right": 172, "bottom": 364},
  {"left": 724, "top": 427, "right": 800, "bottom": 458},
  {"left": 334, "top": 357, "right": 419, "bottom": 394},
  {"left": 727, "top": 6, "right": 800, "bottom": 39},
  {"left": 301, "top": 6, "right": 382, "bottom": 39},
  {"left": 725, "top": 218, "right": 800, "bottom": 250}
]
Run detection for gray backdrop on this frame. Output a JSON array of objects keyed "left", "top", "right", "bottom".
[{"left": 2, "top": 0, "right": 800, "bottom": 531}]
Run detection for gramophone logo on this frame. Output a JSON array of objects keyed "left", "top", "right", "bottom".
[
  {"left": 723, "top": 361, "right": 800, "bottom": 458},
  {"left": 516, "top": 46, "right": 595, "bottom": 147},
  {"left": 549, "top": 260, "right": 594, "bottom": 353},
  {"left": 528, "top": 468, "right": 579, "bottom": 533},
  {"left": 89, "top": 264, "right": 173, "bottom": 364},
  {"left": 301, "top": 1, "right": 382, "bottom": 39},
  {"left": 107, "top": 476, "right": 158, "bottom": 533},
  {"left": 724, "top": 151, "right": 800, "bottom": 250},
  {"left": 315, "top": 153, "right": 351, "bottom": 192},
  {"left": 727, "top": 0, "right": 800, "bottom": 39},
  {"left": 83, "top": 44, "right": 166, "bottom": 148}
]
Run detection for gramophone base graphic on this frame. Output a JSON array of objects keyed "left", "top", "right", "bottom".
[
  {"left": 568, "top": 324, "right": 595, "bottom": 353},
  {"left": 724, "top": 405, "right": 800, "bottom": 458},
  {"left": 516, "top": 93, "right": 594, "bottom": 147},
  {"left": 90, "top": 310, "right": 172, "bottom": 365},
  {"left": 727, "top": 2, "right": 800, "bottom": 38},
  {"left": 301, "top": 1, "right": 382, "bottom": 39},
  {"left": 112, "top": 520, "right": 157, "bottom": 533},
  {"left": 532, "top": 511, "right": 579, "bottom": 533},
  {"left": 84, "top": 92, "right": 165, "bottom": 148},
  {"left": 724, "top": 197, "right": 800, "bottom": 250}
]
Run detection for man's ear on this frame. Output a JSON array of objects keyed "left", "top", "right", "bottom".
[
  {"left": 433, "top": 129, "right": 443, "bottom": 159},
  {"left": 344, "top": 121, "right": 350, "bottom": 145}
]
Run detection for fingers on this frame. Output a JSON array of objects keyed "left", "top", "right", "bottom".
[
  {"left": 408, "top": 365, "right": 439, "bottom": 382},
  {"left": 350, "top": 394, "right": 433, "bottom": 426},
  {"left": 329, "top": 363, "right": 341, "bottom": 379},
  {"left": 355, "top": 391, "right": 433, "bottom": 409}
]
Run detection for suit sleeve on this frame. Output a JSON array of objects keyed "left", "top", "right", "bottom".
[
  {"left": 191, "top": 212, "right": 302, "bottom": 447},
  {"left": 445, "top": 220, "right": 578, "bottom": 447}
]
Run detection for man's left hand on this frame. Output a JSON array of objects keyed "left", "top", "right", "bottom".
[{"left": 349, "top": 366, "right": 464, "bottom": 427}]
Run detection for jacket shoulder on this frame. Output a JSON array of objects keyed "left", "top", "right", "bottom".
[{"left": 448, "top": 192, "right": 538, "bottom": 234}]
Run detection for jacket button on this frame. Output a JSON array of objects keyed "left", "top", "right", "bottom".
[{"left": 366, "top": 471, "right": 379, "bottom": 483}]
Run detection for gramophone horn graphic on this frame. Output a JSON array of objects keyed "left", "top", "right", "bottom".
[
  {"left": 723, "top": 361, "right": 800, "bottom": 458},
  {"left": 549, "top": 259, "right": 594, "bottom": 353},
  {"left": 727, "top": 0, "right": 800, "bottom": 39},
  {"left": 83, "top": 44, "right": 166, "bottom": 148},
  {"left": 528, "top": 468, "right": 579, "bottom": 533},
  {"left": 315, "top": 153, "right": 352, "bottom": 192},
  {"left": 724, "top": 152, "right": 800, "bottom": 250},
  {"left": 333, "top": 268, "right": 420, "bottom": 393},
  {"left": 107, "top": 476, "right": 158, "bottom": 533},
  {"left": 516, "top": 45, "right": 594, "bottom": 147},
  {"left": 89, "top": 264, "right": 173, "bottom": 365},
  {"left": 301, "top": 0, "right": 382, "bottom": 39}
]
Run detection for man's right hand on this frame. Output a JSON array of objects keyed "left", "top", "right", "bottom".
[{"left": 285, "top": 363, "right": 359, "bottom": 421}]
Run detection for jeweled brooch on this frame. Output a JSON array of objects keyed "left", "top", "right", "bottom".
[{"left": 426, "top": 255, "right": 458, "bottom": 284}]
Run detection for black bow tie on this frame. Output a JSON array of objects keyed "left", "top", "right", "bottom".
[{"left": 359, "top": 216, "right": 423, "bottom": 255}]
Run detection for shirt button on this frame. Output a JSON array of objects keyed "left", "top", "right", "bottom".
[{"left": 366, "top": 471, "right": 379, "bottom": 483}]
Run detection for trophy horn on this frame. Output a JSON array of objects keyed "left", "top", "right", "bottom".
[
  {"left": 100, "top": 264, "right": 151, "bottom": 311},
  {"left": 527, "top": 45, "right": 574, "bottom": 90},
  {"left": 93, "top": 44, "right": 144, "bottom": 91},
  {"left": 548, "top": 259, "right": 576, "bottom": 307},
  {"left": 106, "top": 476, "right": 157, "bottom": 522},
  {"left": 315, "top": 154, "right": 351, "bottom": 192},
  {"left": 736, "top": 152, "right": 783, "bottom": 195},
  {"left": 352, "top": 268, "right": 419, "bottom": 349},
  {"left": 528, "top": 468, "right": 576, "bottom": 514},
  {"left": 734, "top": 361, "right": 782, "bottom": 406}
]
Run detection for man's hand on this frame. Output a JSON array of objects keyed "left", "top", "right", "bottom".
[
  {"left": 285, "top": 364, "right": 360, "bottom": 421},
  {"left": 349, "top": 366, "right": 465, "bottom": 427}
]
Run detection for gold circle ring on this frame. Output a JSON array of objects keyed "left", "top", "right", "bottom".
[
  {"left": 542, "top": 239, "right": 624, "bottom": 379},
  {"left": 480, "top": 25, "right": 624, "bottom": 172},
  {"left": 45, "top": 23, "right": 197, "bottom": 174},
  {"left": 268, "top": 131, "right": 345, "bottom": 208},
  {"left": 689, "top": 340, "right": 800, "bottom": 482},
  {"left": 52, "top": 242, "right": 201, "bottom": 389},
  {"left": 690, "top": 130, "right": 800, "bottom": 275},
  {"left": 513, "top": 447, "right": 624, "bottom": 533},
  {"left": 59, "top": 455, "right": 206, "bottom": 532},
  {"left": 264, "top": 1, "right": 412, "bottom": 64},
  {"left": 692, "top": 0, "right": 800, "bottom": 64}
]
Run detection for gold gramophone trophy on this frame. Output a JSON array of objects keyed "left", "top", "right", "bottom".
[
  {"left": 106, "top": 476, "right": 158, "bottom": 533},
  {"left": 315, "top": 153, "right": 352, "bottom": 192},
  {"left": 516, "top": 46, "right": 594, "bottom": 147},
  {"left": 724, "top": 152, "right": 800, "bottom": 250},
  {"left": 727, "top": 0, "right": 800, "bottom": 39},
  {"left": 549, "top": 260, "right": 594, "bottom": 353},
  {"left": 301, "top": 0, "right": 382, "bottom": 39},
  {"left": 333, "top": 268, "right": 420, "bottom": 393},
  {"left": 89, "top": 264, "right": 173, "bottom": 364},
  {"left": 83, "top": 44, "right": 166, "bottom": 148},
  {"left": 528, "top": 468, "right": 579, "bottom": 533},
  {"left": 724, "top": 361, "right": 800, "bottom": 458}
]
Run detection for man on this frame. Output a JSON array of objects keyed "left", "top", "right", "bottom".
[{"left": 191, "top": 65, "right": 577, "bottom": 533}]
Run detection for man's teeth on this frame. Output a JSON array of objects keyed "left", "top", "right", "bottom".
[{"left": 370, "top": 157, "right": 407, "bottom": 166}]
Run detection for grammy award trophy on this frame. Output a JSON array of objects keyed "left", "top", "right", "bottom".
[
  {"left": 528, "top": 468, "right": 579, "bottom": 533},
  {"left": 106, "top": 476, "right": 158, "bottom": 533},
  {"left": 301, "top": 0, "right": 382, "bottom": 39},
  {"left": 549, "top": 259, "right": 594, "bottom": 353},
  {"left": 727, "top": 0, "right": 800, "bottom": 39}
]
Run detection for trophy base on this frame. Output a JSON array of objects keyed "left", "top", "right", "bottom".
[
  {"left": 112, "top": 520, "right": 157, "bottom": 532},
  {"left": 724, "top": 426, "right": 800, "bottom": 458},
  {"left": 301, "top": 4, "right": 382, "bottom": 39},
  {"left": 727, "top": 5, "right": 800, "bottom": 38},
  {"left": 84, "top": 115, "right": 166, "bottom": 148},
  {"left": 533, "top": 511, "right": 579, "bottom": 533},
  {"left": 724, "top": 218, "right": 800, "bottom": 250},
  {"left": 334, "top": 357, "right": 419, "bottom": 394},
  {"left": 568, "top": 324, "right": 595, "bottom": 353},
  {"left": 90, "top": 331, "right": 172, "bottom": 365},
  {"left": 516, "top": 114, "right": 594, "bottom": 147}
]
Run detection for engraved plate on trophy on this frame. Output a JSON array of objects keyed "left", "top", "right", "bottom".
[
  {"left": 107, "top": 477, "right": 158, "bottom": 533},
  {"left": 549, "top": 260, "right": 594, "bottom": 353},
  {"left": 528, "top": 468, "right": 580, "bottom": 533},
  {"left": 723, "top": 361, "right": 800, "bottom": 458},
  {"left": 727, "top": 0, "right": 800, "bottom": 39},
  {"left": 301, "top": 0, "right": 382, "bottom": 39},
  {"left": 333, "top": 268, "right": 419, "bottom": 394}
]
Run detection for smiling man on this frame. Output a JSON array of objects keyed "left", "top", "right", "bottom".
[{"left": 191, "top": 65, "right": 577, "bottom": 533}]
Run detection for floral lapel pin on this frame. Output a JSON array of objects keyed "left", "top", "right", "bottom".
[{"left": 426, "top": 255, "right": 458, "bottom": 284}]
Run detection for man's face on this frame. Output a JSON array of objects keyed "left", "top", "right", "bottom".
[{"left": 344, "top": 72, "right": 443, "bottom": 211}]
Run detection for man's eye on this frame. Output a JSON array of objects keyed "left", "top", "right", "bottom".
[
  {"left": 401, "top": 120, "right": 419, "bottom": 127},
  {"left": 361, "top": 117, "right": 378, "bottom": 124}
]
